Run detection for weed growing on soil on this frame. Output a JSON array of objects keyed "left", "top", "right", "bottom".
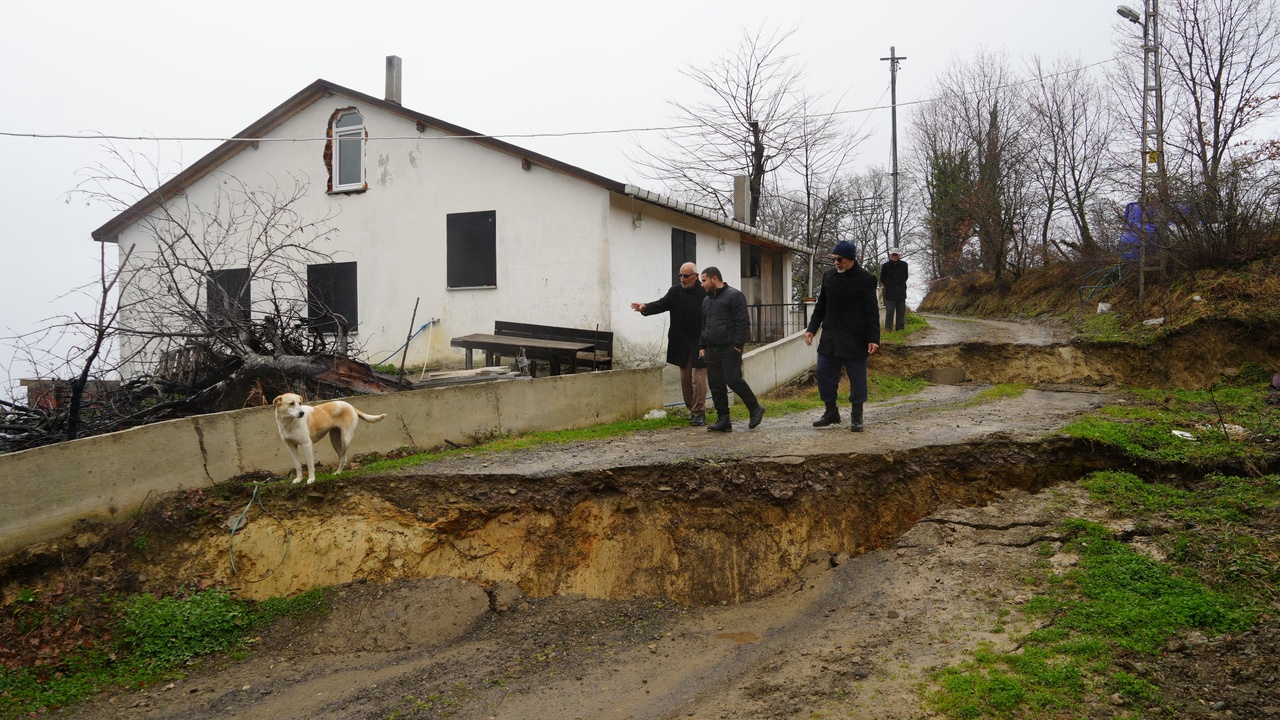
[
  {"left": 1083, "top": 470, "right": 1280, "bottom": 600},
  {"left": 879, "top": 311, "right": 930, "bottom": 343},
  {"left": 1060, "top": 372, "right": 1280, "bottom": 465},
  {"left": 966, "top": 384, "right": 1029, "bottom": 407},
  {"left": 930, "top": 518, "right": 1253, "bottom": 718},
  {"left": 0, "top": 587, "right": 327, "bottom": 717},
  {"left": 931, "top": 467, "right": 1278, "bottom": 719}
]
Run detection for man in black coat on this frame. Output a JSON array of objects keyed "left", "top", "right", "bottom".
[
  {"left": 805, "top": 241, "right": 881, "bottom": 432},
  {"left": 880, "top": 247, "right": 909, "bottom": 331},
  {"left": 698, "top": 266, "right": 765, "bottom": 433},
  {"left": 631, "top": 262, "right": 708, "bottom": 425}
]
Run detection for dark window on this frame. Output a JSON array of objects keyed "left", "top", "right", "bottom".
[
  {"left": 671, "top": 228, "right": 696, "bottom": 285},
  {"left": 741, "top": 243, "right": 761, "bottom": 278},
  {"left": 207, "top": 268, "right": 250, "bottom": 326},
  {"left": 307, "top": 262, "right": 358, "bottom": 333},
  {"left": 447, "top": 211, "right": 497, "bottom": 288}
]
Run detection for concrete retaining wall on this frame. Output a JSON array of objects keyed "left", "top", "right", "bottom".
[
  {"left": 742, "top": 331, "right": 817, "bottom": 397},
  {"left": 0, "top": 367, "right": 663, "bottom": 558}
]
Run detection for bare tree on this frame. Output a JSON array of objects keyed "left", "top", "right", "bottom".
[
  {"left": 633, "top": 26, "right": 808, "bottom": 224},
  {"left": 766, "top": 92, "right": 865, "bottom": 296},
  {"left": 836, "top": 169, "right": 895, "bottom": 271},
  {"left": 1, "top": 142, "right": 400, "bottom": 452},
  {"left": 910, "top": 50, "right": 1034, "bottom": 281},
  {"left": 1163, "top": 0, "right": 1280, "bottom": 264},
  {"left": 1027, "top": 55, "right": 1122, "bottom": 261}
]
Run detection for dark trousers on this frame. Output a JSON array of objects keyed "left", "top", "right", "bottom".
[
  {"left": 884, "top": 297, "right": 906, "bottom": 331},
  {"left": 817, "top": 352, "right": 868, "bottom": 407},
  {"left": 705, "top": 345, "right": 759, "bottom": 415}
]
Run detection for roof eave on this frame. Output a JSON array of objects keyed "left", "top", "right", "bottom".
[{"left": 621, "top": 184, "right": 807, "bottom": 254}]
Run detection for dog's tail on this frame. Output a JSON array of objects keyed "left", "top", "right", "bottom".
[{"left": 357, "top": 410, "right": 387, "bottom": 423}]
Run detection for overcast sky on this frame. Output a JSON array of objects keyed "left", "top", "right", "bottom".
[{"left": 0, "top": 0, "right": 1131, "bottom": 392}]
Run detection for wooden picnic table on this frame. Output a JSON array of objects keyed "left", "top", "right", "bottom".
[{"left": 449, "top": 333, "right": 596, "bottom": 377}]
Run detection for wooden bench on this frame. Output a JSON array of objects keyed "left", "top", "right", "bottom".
[{"left": 494, "top": 321, "right": 613, "bottom": 372}]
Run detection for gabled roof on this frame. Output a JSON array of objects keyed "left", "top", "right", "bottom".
[{"left": 92, "top": 79, "right": 803, "bottom": 253}]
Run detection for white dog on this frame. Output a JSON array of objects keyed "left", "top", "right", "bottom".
[{"left": 273, "top": 393, "right": 387, "bottom": 484}]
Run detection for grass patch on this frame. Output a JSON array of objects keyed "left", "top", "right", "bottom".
[
  {"left": 1060, "top": 373, "right": 1280, "bottom": 466},
  {"left": 931, "top": 463, "right": 1279, "bottom": 718},
  {"left": 0, "top": 587, "right": 328, "bottom": 717},
  {"left": 1083, "top": 470, "right": 1280, "bottom": 600},
  {"left": 965, "top": 384, "right": 1029, "bottom": 407},
  {"left": 879, "top": 311, "right": 930, "bottom": 343},
  {"left": 930, "top": 518, "right": 1254, "bottom": 718},
  {"left": 1047, "top": 518, "right": 1252, "bottom": 654},
  {"left": 1080, "top": 312, "right": 1139, "bottom": 343}
]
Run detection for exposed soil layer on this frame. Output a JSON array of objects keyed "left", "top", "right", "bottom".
[
  {"left": 880, "top": 315, "right": 1280, "bottom": 389},
  {"left": 1, "top": 384, "right": 1120, "bottom": 606},
  {"left": 5, "top": 314, "right": 1278, "bottom": 719}
]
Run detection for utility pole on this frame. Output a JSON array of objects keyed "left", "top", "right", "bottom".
[
  {"left": 881, "top": 47, "right": 906, "bottom": 255},
  {"left": 1119, "top": 1, "right": 1166, "bottom": 303}
]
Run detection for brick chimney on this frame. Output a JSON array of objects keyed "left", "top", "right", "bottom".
[{"left": 385, "top": 55, "right": 403, "bottom": 105}]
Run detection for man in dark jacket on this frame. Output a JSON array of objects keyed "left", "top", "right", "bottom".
[
  {"left": 698, "top": 266, "right": 765, "bottom": 433},
  {"left": 805, "top": 240, "right": 881, "bottom": 432},
  {"left": 880, "top": 247, "right": 909, "bottom": 331},
  {"left": 631, "top": 262, "right": 708, "bottom": 425}
]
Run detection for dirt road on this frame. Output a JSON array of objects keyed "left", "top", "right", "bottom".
[{"left": 51, "top": 317, "right": 1171, "bottom": 720}]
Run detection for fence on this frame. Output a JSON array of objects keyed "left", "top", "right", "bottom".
[{"left": 747, "top": 302, "right": 812, "bottom": 344}]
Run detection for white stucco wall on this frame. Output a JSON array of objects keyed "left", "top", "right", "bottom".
[
  {"left": 115, "top": 98, "right": 615, "bottom": 375},
  {"left": 111, "top": 90, "right": 796, "bottom": 377},
  {"left": 605, "top": 197, "right": 754, "bottom": 365}
]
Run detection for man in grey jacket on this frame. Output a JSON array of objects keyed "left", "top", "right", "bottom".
[{"left": 698, "top": 267, "right": 765, "bottom": 433}]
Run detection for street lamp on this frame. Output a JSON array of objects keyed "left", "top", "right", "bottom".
[{"left": 1116, "top": 4, "right": 1141, "bottom": 24}]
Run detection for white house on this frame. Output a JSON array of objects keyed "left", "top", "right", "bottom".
[{"left": 93, "top": 57, "right": 806, "bottom": 377}]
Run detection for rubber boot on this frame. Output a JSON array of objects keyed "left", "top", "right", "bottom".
[
  {"left": 812, "top": 404, "right": 841, "bottom": 427},
  {"left": 850, "top": 404, "right": 864, "bottom": 433},
  {"left": 707, "top": 414, "right": 732, "bottom": 433}
]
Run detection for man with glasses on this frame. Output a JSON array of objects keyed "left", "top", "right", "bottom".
[
  {"left": 804, "top": 241, "right": 881, "bottom": 432},
  {"left": 631, "top": 262, "right": 709, "bottom": 425},
  {"left": 698, "top": 266, "right": 765, "bottom": 433}
]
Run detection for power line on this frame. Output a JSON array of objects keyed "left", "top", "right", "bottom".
[{"left": 0, "top": 58, "right": 1117, "bottom": 146}]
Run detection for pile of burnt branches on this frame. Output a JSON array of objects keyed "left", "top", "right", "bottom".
[{"left": 1, "top": 314, "right": 407, "bottom": 454}]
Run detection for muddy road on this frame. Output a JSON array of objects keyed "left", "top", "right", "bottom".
[{"left": 21, "top": 315, "right": 1280, "bottom": 719}]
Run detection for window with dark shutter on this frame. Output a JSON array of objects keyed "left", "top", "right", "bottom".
[
  {"left": 670, "top": 228, "right": 696, "bottom": 285},
  {"left": 207, "top": 268, "right": 251, "bottom": 327},
  {"left": 446, "top": 211, "right": 497, "bottom": 288},
  {"left": 307, "top": 262, "right": 358, "bottom": 333},
  {"left": 741, "top": 243, "right": 761, "bottom": 278}
]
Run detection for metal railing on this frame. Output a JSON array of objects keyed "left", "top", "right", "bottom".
[{"left": 746, "top": 302, "right": 812, "bottom": 344}]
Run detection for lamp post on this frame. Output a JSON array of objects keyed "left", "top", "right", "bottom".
[{"left": 1117, "top": 1, "right": 1166, "bottom": 303}]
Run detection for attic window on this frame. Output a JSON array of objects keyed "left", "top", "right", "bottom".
[{"left": 330, "top": 110, "right": 365, "bottom": 192}]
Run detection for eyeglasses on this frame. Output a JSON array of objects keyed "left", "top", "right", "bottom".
[
  {"left": 679, "top": 273, "right": 697, "bottom": 278},
  {"left": 831, "top": 256, "right": 852, "bottom": 263}
]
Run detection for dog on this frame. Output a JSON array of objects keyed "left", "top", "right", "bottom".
[{"left": 272, "top": 393, "right": 387, "bottom": 484}]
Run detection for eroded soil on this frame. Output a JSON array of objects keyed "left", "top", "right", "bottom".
[{"left": 9, "top": 315, "right": 1280, "bottom": 719}]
